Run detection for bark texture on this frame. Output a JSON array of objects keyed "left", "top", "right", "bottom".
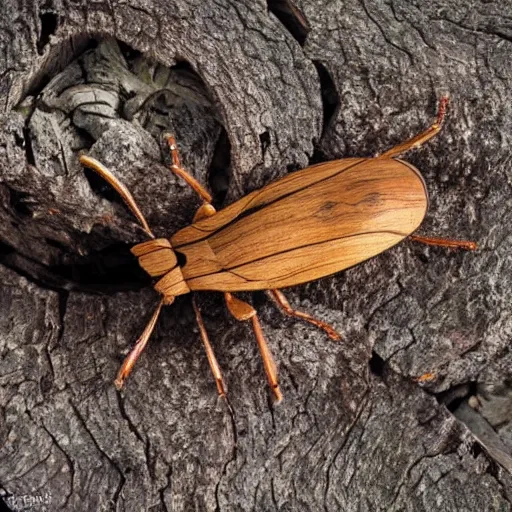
[{"left": 0, "top": 1, "right": 511, "bottom": 511}]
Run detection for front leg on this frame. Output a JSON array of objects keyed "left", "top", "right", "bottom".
[
  {"left": 192, "top": 296, "right": 227, "bottom": 398},
  {"left": 164, "top": 134, "right": 216, "bottom": 222}
]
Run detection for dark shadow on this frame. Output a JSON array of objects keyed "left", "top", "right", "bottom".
[{"left": 267, "top": 0, "right": 310, "bottom": 46}]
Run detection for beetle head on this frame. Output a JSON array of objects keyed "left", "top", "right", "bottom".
[{"left": 131, "top": 238, "right": 190, "bottom": 303}]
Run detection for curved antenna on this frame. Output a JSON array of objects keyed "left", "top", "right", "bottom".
[
  {"left": 80, "top": 155, "right": 155, "bottom": 239},
  {"left": 114, "top": 298, "right": 164, "bottom": 389}
]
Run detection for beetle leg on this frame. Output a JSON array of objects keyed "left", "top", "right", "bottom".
[
  {"left": 224, "top": 292, "right": 283, "bottom": 402},
  {"left": 79, "top": 155, "right": 155, "bottom": 239},
  {"left": 164, "top": 134, "right": 218, "bottom": 222},
  {"left": 164, "top": 134, "right": 214, "bottom": 204},
  {"left": 114, "top": 298, "right": 164, "bottom": 389},
  {"left": 193, "top": 203, "right": 217, "bottom": 222},
  {"left": 409, "top": 234, "right": 477, "bottom": 251},
  {"left": 192, "top": 296, "right": 227, "bottom": 398},
  {"left": 378, "top": 96, "right": 449, "bottom": 159},
  {"left": 266, "top": 289, "right": 342, "bottom": 341}
]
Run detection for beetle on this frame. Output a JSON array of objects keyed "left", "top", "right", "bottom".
[{"left": 80, "top": 97, "right": 476, "bottom": 402}]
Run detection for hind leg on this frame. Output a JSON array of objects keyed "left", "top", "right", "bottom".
[
  {"left": 378, "top": 96, "right": 448, "bottom": 159},
  {"left": 266, "top": 289, "right": 341, "bottom": 341},
  {"left": 409, "top": 234, "right": 477, "bottom": 250}
]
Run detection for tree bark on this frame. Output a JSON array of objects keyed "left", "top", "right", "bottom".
[{"left": 0, "top": 1, "right": 511, "bottom": 511}]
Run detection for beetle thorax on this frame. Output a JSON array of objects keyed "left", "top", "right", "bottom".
[{"left": 131, "top": 238, "right": 191, "bottom": 303}]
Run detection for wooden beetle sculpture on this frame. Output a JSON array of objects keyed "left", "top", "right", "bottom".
[{"left": 80, "top": 97, "right": 476, "bottom": 402}]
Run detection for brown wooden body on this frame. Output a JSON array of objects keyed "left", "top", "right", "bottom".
[
  {"left": 81, "top": 98, "right": 476, "bottom": 398},
  {"left": 154, "top": 157, "right": 428, "bottom": 295}
]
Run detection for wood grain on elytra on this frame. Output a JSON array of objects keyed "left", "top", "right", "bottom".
[{"left": 173, "top": 158, "right": 428, "bottom": 290}]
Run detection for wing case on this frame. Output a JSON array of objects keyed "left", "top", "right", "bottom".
[{"left": 171, "top": 158, "right": 428, "bottom": 291}]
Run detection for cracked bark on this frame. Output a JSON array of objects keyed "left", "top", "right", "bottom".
[{"left": 1, "top": 1, "right": 511, "bottom": 511}]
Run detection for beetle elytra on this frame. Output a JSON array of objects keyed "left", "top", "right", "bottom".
[{"left": 80, "top": 97, "right": 476, "bottom": 402}]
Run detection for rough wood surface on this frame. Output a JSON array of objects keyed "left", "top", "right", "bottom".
[{"left": 0, "top": 1, "right": 511, "bottom": 511}]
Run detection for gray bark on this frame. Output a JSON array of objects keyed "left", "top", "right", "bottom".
[{"left": 0, "top": 1, "right": 511, "bottom": 511}]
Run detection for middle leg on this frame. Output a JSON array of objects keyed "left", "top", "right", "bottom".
[{"left": 224, "top": 292, "right": 283, "bottom": 402}]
